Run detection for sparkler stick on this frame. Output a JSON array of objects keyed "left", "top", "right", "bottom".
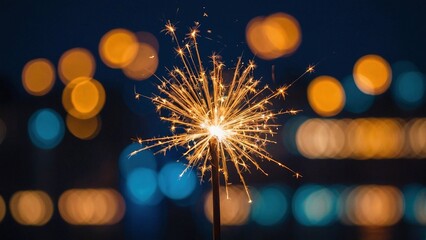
[
  {"left": 209, "top": 138, "right": 221, "bottom": 240},
  {"left": 131, "top": 21, "right": 309, "bottom": 239}
]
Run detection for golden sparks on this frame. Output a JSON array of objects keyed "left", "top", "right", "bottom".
[{"left": 132, "top": 22, "right": 302, "bottom": 202}]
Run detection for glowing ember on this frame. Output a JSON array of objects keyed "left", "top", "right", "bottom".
[{"left": 208, "top": 125, "right": 226, "bottom": 142}]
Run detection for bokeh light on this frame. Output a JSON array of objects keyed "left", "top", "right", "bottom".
[
  {"left": 348, "top": 118, "right": 404, "bottom": 159},
  {"left": 296, "top": 118, "right": 328, "bottom": 158},
  {"left": 9, "top": 190, "right": 54, "bottom": 226},
  {"left": 62, "top": 76, "right": 106, "bottom": 119},
  {"left": 126, "top": 168, "right": 160, "bottom": 205},
  {"left": 246, "top": 12, "right": 301, "bottom": 60},
  {"left": 58, "top": 48, "right": 96, "bottom": 84},
  {"left": 342, "top": 185, "right": 403, "bottom": 226},
  {"left": 28, "top": 108, "right": 65, "bottom": 149},
  {"left": 407, "top": 118, "right": 426, "bottom": 158},
  {"left": 404, "top": 185, "right": 424, "bottom": 225},
  {"left": 136, "top": 31, "right": 159, "bottom": 52},
  {"left": 251, "top": 185, "right": 288, "bottom": 226},
  {"left": 119, "top": 143, "right": 157, "bottom": 177},
  {"left": 392, "top": 71, "right": 425, "bottom": 110},
  {"left": 295, "top": 118, "right": 411, "bottom": 159},
  {"left": 403, "top": 185, "right": 426, "bottom": 225},
  {"left": 327, "top": 119, "right": 350, "bottom": 159},
  {"left": 99, "top": 28, "right": 139, "bottom": 69},
  {"left": 58, "top": 188, "right": 125, "bottom": 225},
  {"left": 204, "top": 186, "right": 251, "bottom": 226},
  {"left": 22, "top": 58, "right": 55, "bottom": 96},
  {"left": 342, "top": 75, "right": 374, "bottom": 114},
  {"left": 66, "top": 114, "right": 101, "bottom": 140},
  {"left": 296, "top": 118, "right": 346, "bottom": 159},
  {"left": 120, "top": 144, "right": 162, "bottom": 205},
  {"left": 0, "top": 118, "right": 6, "bottom": 144},
  {"left": 293, "top": 185, "right": 338, "bottom": 226},
  {"left": 122, "top": 43, "right": 158, "bottom": 80},
  {"left": 353, "top": 54, "right": 392, "bottom": 95},
  {"left": 0, "top": 195, "right": 5, "bottom": 223},
  {"left": 307, "top": 76, "right": 345, "bottom": 117},
  {"left": 158, "top": 162, "right": 196, "bottom": 200},
  {"left": 391, "top": 60, "right": 424, "bottom": 111}
]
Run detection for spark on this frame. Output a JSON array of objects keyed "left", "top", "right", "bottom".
[
  {"left": 163, "top": 20, "right": 176, "bottom": 37},
  {"left": 134, "top": 86, "right": 142, "bottom": 100},
  {"left": 131, "top": 137, "right": 143, "bottom": 144},
  {"left": 132, "top": 22, "right": 302, "bottom": 201},
  {"left": 294, "top": 172, "right": 302, "bottom": 179}
]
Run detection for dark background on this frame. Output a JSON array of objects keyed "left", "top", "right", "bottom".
[{"left": 1, "top": 0, "right": 426, "bottom": 239}]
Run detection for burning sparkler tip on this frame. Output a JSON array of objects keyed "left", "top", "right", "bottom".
[
  {"left": 306, "top": 65, "right": 315, "bottom": 73},
  {"left": 131, "top": 137, "right": 144, "bottom": 144},
  {"left": 294, "top": 172, "right": 303, "bottom": 179},
  {"left": 189, "top": 27, "right": 199, "bottom": 39},
  {"left": 289, "top": 109, "right": 300, "bottom": 115},
  {"left": 164, "top": 21, "right": 176, "bottom": 34}
]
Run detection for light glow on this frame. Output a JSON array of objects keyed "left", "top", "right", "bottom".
[
  {"left": 208, "top": 125, "right": 226, "bottom": 142},
  {"left": 9, "top": 190, "right": 54, "bottom": 226}
]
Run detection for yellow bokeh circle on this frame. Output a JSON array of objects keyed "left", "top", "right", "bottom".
[
  {"left": 122, "top": 43, "right": 158, "bottom": 80},
  {"left": 22, "top": 58, "right": 55, "bottom": 96},
  {"left": 62, "top": 77, "right": 106, "bottom": 119},
  {"left": 66, "top": 114, "right": 101, "bottom": 140},
  {"left": 99, "top": 28, "right": 139, "bottom": 69},
  {"left": 58, "top": 48, "right": 96, "bottom": 84},
  {"left": 246, "top": 13, "right": 301, "bottom": 60},
  {"left": 308, "top": 76, "right": 345, "bottom": 117},
  {"left": 353, "top": 54, "right": 392, "bottom": 95}
]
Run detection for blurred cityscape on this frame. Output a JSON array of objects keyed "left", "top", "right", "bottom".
[{"left": 1, "top": 0, "right": 426, "bottom": 239}]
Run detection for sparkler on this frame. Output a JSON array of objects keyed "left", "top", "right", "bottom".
[{"left": 131, "top": 21, "right": 309, "bottom": 239}]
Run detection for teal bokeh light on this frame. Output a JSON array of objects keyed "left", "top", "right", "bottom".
[
  {"left": 126, "top": 168, "right": 161, "bottom": 205},
  {"left": 403, "top": 184, "right": 426, "bottom": 225},
  {"left": 342, "top": 76, "right": 374, "bottom": 114},
  {"left": 251, "top": 185, "right": 289, "bottom": 226},
  {"left": 28, "top": 108, "right": 64, "bottom": 149},
  {"left": 158, "top": 162, "right": 196, "bottom": 200},
  {"left": 392, "top": 71, "right": 425, "bottom": 110},
  {"left": 292, "top": 185, "right": 338, "bottom": 226},
  {"left": 120, "top": 143, "right": 157, "bottom": 178}
]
